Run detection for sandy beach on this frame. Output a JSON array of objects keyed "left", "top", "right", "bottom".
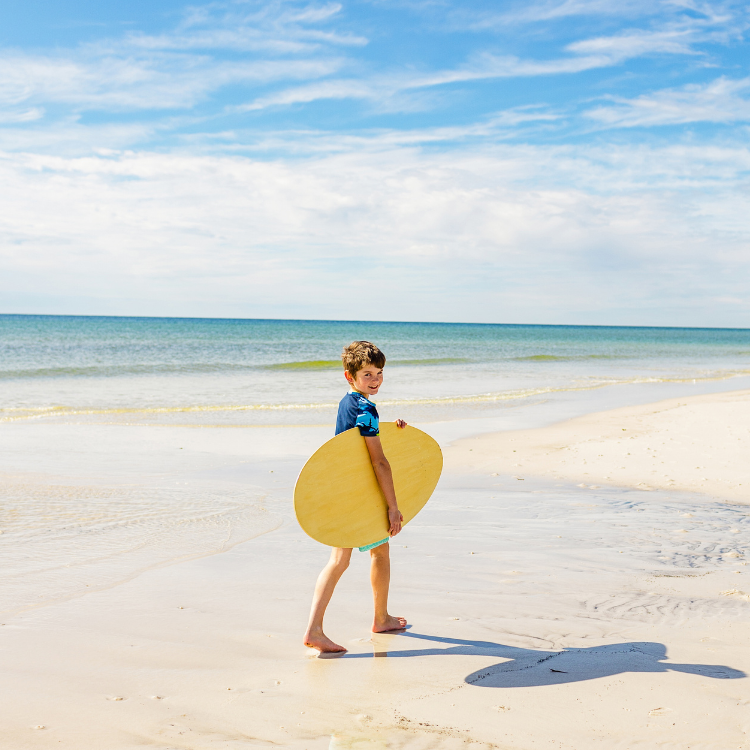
[
  {"left": 449, "top": 389, "right": 750, "bottom": 504},
  {"left": 1, "top": 387, "right": 749, "bottom": 749}
]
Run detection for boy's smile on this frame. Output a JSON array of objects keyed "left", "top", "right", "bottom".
[{"left": 346, "top": 365, "right": 383, "bottom": 397}]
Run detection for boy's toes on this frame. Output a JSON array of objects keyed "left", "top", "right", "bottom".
[
  {"left": 372, "top": 615, "right": 407, "bottom": 633},
  {"left": 304, "top": 633, "right": 347, "bottom": 653}
]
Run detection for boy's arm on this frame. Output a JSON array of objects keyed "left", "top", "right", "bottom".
[{"left": 364, "top": 435, "right": 403, "bottom": 537}]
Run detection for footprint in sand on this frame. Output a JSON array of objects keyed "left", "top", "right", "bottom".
[
  {"left": 106, "top": 696, "right": 126, "bottom": 701},
  {"left": 648, "top": 707, "right": 671, "bottom": 716},
  {"left": 329, "top": 734, "right": 387, "bottom": 750},
  {"left": 720, "top": 589, "right": 750, "bottom": 601}
]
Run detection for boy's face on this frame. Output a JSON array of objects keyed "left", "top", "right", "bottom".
[{"left": 345, "top": 364, "right": 383, "bottom": 397}]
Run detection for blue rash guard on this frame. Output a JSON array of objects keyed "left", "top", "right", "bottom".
[
  {"left": 335, "top": 391, "right": 388, "bottom": 551},
  {"left": 335, "top": 391, "right": 379, "bottom": 437}
]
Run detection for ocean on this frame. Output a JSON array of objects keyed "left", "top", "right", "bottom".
[{"left": 3, "top": 314, "right": 750, "bottom": 426}]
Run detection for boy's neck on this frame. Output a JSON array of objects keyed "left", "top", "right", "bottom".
[{"left": 351, "top": 389, "right": 372, "bottom": 400}]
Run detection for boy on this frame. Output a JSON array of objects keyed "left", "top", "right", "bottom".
[{"left": 303, "top": 341, "right": 407, "bottom": 653}]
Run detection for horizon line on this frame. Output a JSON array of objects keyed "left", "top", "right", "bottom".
[{"left": 1, "top": 313, "right": 749, "bottom": 333}]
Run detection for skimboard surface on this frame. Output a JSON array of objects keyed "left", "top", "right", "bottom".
[{"left": 294, "top": 422, "right": 443, "bottom": 549}]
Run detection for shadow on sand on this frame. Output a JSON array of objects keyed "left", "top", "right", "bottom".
[{"left": 335, "top": 631, "right": 746, "bottom": 688}]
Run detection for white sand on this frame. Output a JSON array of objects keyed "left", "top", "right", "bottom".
[
  {"left": 448, "top": 389, "right": 750, "bottom": 503},
  {"left": 1, "top": 389, "right": 749, "bottom": 749}
]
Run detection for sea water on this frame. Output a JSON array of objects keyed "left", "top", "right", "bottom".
[
  {"left": 2, "top": 315, "right": 750, "bottom": 426},
  {"left": 2, "top": 315, "right": 750, "bottom": 617}
]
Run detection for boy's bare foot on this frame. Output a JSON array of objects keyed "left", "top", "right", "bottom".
[
  {"left": 372, "top": 615, "right": 407, "bottom": 633},
  {"left": 303, "top": 630, "right": 347, "bottom": 653}
]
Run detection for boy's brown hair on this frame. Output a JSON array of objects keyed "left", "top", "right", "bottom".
[{"left": 341, "top": 341, "right": 386, "bottom": 378}]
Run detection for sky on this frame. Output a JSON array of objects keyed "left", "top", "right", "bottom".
[{"left": 0, "top": 0, "right": 748, "bottom": 326}]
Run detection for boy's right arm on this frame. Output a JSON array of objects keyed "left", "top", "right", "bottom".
[{"left": 363, "top": 435, "right": 403, "bottom": 537}]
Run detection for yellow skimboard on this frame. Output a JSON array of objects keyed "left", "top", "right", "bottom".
[{"left": 294, "top": 422, "right": 443, "bottom": 549}]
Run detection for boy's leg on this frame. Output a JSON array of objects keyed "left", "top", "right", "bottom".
[
  {"left": 370, "top": 542, "right": 407, "bottom": 633},
  {"left": 304, "top": 547, "right": 352, "bottom": 652}
]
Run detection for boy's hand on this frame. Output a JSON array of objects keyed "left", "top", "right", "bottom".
[
  {"left": 388, "top": 507, "right": 403, "bottom": 536},
  {"left": 396, "top": 419, "right": 407, "bottom": 429}
]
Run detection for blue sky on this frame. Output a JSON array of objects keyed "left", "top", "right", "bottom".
[{"left": 1, "top": 0, "right": 749, "bottom": 325}]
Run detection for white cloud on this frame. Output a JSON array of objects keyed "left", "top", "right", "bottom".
[
  {"left": 465, "top": 0, "right": 656, "bottom": 26},
  {"left": 237, "top": 19, "right": 721, "bottom": 113},
  {"left": 0, "top": 51, "right": 344, "bottom": 110},
  {"left": 0, "top": 108, "right": 44, "bottom": 124},
  {"left": 566, "top": 28, "right": 697, "bottom": 58},
  {"left": 0, "top": 0, "right": 732, "bottom": 121},
  {"left": 238, "top": 78, "right": 372, "bottom": 110},
  {"left": 1, "top": 138, "right": 749, "bottom": 325},
  {"left": 0, "top": 1, "right": 358, "bottom": 114},
  {"left": 585, "top": 76, "right": 750, "bottom": 127},
  {"left": 153, "top": 0, "right": 366, "bottom": 51},
  {"left": 237, "top": 44, "right": 668, "bottom": 112},
  {"left": 453, "top": 0, "right": 742, "bottom": 27}
]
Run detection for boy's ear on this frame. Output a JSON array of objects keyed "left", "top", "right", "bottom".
[{"left": 344, "top": 370, "right": 353, "bottom": 384}]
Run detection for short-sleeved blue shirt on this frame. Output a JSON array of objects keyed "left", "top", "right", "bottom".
[{"left": 335, "top": 391, "right": 379, "bottom": 437}]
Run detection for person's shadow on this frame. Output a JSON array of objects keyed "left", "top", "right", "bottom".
[{"left": 336, "top": 631, "right": 745, "bottom": 687}]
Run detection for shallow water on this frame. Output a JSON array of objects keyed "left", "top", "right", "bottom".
[{"left": 0, "top": 477, "right": 280, "bottom": 617}]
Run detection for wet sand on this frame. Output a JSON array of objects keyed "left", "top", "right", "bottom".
[{"left": 1, "top": 389, "right": 748, "bottom": 749}]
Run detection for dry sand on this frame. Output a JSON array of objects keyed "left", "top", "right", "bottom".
[
  {"left": 1, "top": 388, "right": 749, "bottom": 749},
  {"left": 449, "top": 389, "right": 750, "bottom": 504}
]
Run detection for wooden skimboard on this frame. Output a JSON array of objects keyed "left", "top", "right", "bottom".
[{"left": 294, "top": 422, "right": 442, "bottom": 549}]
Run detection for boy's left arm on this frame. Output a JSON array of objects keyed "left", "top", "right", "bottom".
[{"left": 364, "top": 427, "right": 405, "bottom": 536}]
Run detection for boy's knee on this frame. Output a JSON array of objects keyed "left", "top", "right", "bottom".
[{"left": 330, "top": 549, "right": 351, "bottom": 572}]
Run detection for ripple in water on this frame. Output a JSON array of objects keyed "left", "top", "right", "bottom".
[{"left": 0, "top": 480, "right": 280, "bottom": 616}]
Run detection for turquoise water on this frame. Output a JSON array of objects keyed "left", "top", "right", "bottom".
[{"left": 2, "top": 314, "right": 750, "bottom": 424}]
